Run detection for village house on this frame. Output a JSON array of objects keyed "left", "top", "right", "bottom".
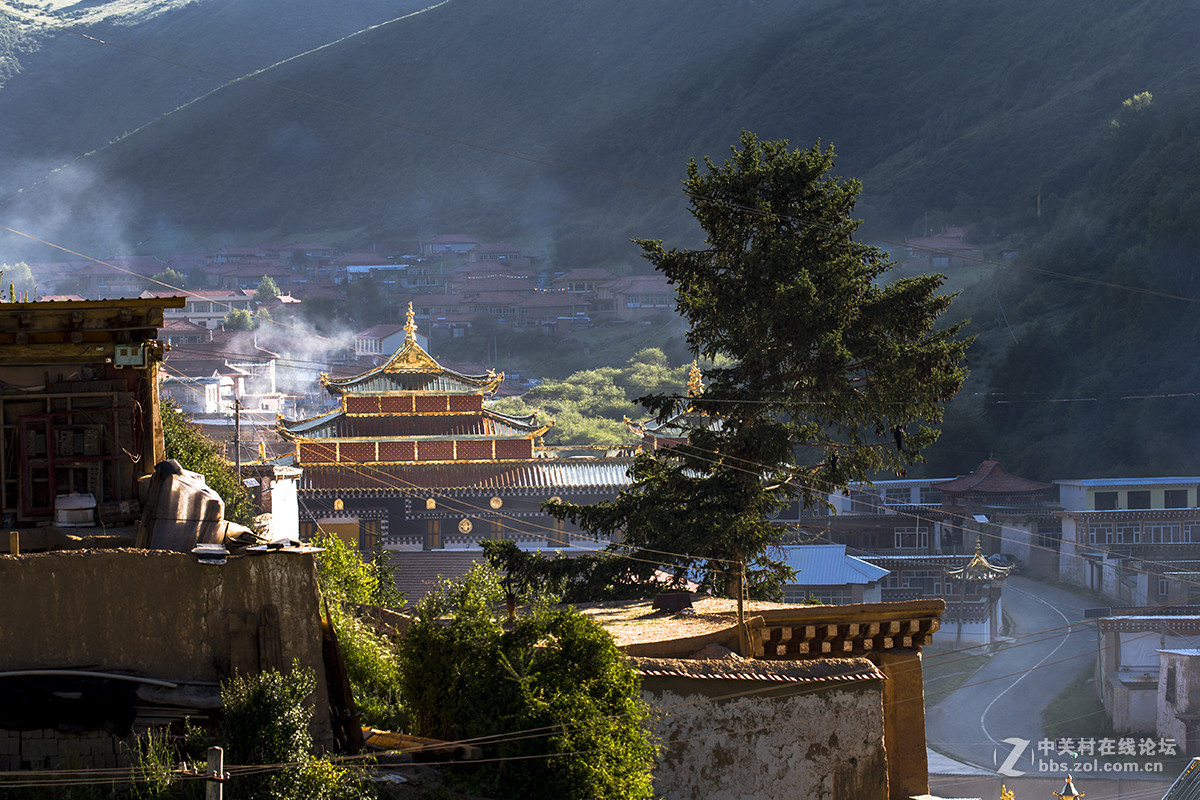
[
  {"left": 604, "top": 274, "right": 677, "bottom": 322},
  {"left": 201, "top": 258, "right": 293, "bottom": 291},
  {"left": 592, "top": 596, "right": 944, "bottom": 800},
  {"left": 779, "top": 543, "right": 890, "bottom": 604},
  {"left": 466, "top": 241, "right": 529, "bottom": 267},
  {"left": 901, "top": 226, "right": 983, "bottom": 270},
  {"left": 0, "top": 296, "right": 333, "bottom": 770},
  {"left": 1057, "top": 477, "right": 1200, "bottom": 606},
  {"left": 1097, "top": 610, "right": 1200, "bottom": 737},
  {"left": 422, "top": 233, "right": 481, "bottom": 257},
  {"left": 1160, "top": 647, "right": 1200, "bottom": 757},
  {"left": 778, "top": 464, "right": 1036, "bottom": 645},
  {"left": 0, "top": 297, "right": 182, "bottom": 530},
  {"left": 340, "top": 253, "right": 403, "bottom": 285},
  {"left": 140, "top": 288, "right": 256, "bottom": 329},
  {"left": 353, "top": 323, "right": 421, "bottom": 358}
]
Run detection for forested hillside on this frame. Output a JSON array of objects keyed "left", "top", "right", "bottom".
[
  {"left": 8, "top": 0, "right": 1200, "bottom": 261},
  {"left": 0, "top": 0, "right": 424, "bottom": 197},
  {"left": 5, "top": 0, "right": 1200, "bottom": 478},
  {"left": 926, "top": 93, "right": 1200, "bottom": 480}
]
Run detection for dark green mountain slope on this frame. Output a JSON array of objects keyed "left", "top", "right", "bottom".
[
  {"left": 0, "top": 0, "right": 426, "bottom": 197},
  {"left": 10, "top": 0, "right": 1200, "bottom": 263},
  {"left": 8, "top": 0, "right": 1200, "bottom": 478},
  {"left": 926, "top": 95, "right": 1200, "bottom": 480}
]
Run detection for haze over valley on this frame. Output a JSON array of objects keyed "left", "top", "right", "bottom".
[{"left": 3, "top": 0, "right": 1200, "bottom": 479}]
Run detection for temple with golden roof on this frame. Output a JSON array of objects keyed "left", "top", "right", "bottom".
[{"left": 277, "top": 305, "right": 633, "bottom": 566}]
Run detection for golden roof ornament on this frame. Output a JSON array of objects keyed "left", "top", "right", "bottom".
[
  {"left": 404, "top": 301, "right": 418, "bottom": 343},
  {"left": 1053, "top": 775, "right": 1083, "bottom": 800},
  {"left": 687, "top": 361, "right": 705, "bottom": 398},
  {"left": 945, "top": 540, "right": 1013, "bottom": 581}
]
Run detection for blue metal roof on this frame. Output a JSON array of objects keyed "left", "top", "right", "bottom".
[{"left": 781, "top": 544, "right": 891, "bottom": 586}]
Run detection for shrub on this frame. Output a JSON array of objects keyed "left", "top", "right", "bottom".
[{"left": 399, "top": 565, "right": 656, "bottom": 800}]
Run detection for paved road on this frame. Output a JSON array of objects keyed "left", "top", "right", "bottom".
[{"left": 925, "top": 575, "right": 1099, "bottom": 773}]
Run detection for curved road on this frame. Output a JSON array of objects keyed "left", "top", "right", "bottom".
[{"left": 925, "top": 575, "right": 1098, "bottom": 772}]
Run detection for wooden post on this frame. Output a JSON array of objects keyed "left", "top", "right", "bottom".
[
  {"left": 8, "top": 531, "right": 17, "bottom": 555},
  {"left": 205, "top": 746, "right": 223, "bottom": 800},
  {"left": 737, "top": 561, "right": 748, "bottom": 655}
]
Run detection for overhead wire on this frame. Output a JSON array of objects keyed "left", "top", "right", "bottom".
[{"left": 0, "top": 4, "right": 1190, "bottom": 790}]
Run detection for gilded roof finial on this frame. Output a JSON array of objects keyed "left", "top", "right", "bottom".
[
  {"left": 405, "top": 301, "right": 417, "bottom": 343},
  {"left": 687, "top": 361, "right": 704, "bottom": 398}
]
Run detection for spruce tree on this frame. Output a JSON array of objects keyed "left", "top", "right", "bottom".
[{"left": 547, "top": 132, "right": 971, "bottom": 599}]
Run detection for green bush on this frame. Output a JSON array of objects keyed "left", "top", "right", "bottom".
[
  {"left": 311, "top": 531, "right": 407, "bottom": 730},
  {"left": 219, "top": 666, "right": 374, "bottom": 800},
  {"left": 399, "top": 565, "right": 656, "bottom": 800}
]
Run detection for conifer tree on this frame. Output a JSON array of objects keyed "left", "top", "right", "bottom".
[{"left": 546, "top": 132, "right": 971, "bottom": 599}]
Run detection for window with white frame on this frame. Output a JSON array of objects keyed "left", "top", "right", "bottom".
[
  {"left": 1184, "top": 521, "right": 1200, "bottom": 543},
  {"left": 1160, "top": 576, "right": 1170, "bottom": 597},
  {"left": 893, "top": 527, "right": 929, "bottom": 549},
  {"left": 1088, "top": 523, "right": 1113, "bottom": 544},
  {"left": 883, "top": 487, "right": 911, "bottom": 505},
  {"left": 919, "top": 486, "right": 942, "bottom": 505},
  {"left": 1147, "top": 521, "right": 1183, "bottom": 544},
  {"left": 1115, "top": 521, "right": 1141, "bottom": 544},
  {"left": 901, "top": 570, "right": 941, "bottom": 594}
]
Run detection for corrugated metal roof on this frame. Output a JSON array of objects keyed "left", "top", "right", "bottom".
[
  {"left": 280, "top": 410, "right": 540, "bottom": 439},
  {"left": 299, "top": 458, "right": 633, "bottom": 492},
  {"left": 781, "top": 545, "right": 891, "bottom": 586}
]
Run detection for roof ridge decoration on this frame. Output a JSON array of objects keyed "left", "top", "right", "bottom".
[
  {"left": 318, "top": 302, "right": 503, "bottom": 394},
  {"left": 944, "top": 541, "right": 1013, "bottom": 581},
  {"left": 687, "top": 361, "right": 704, "bottom": 409},
  {"left": 382, "top": 302, "right": 445, "bottom": 374}
]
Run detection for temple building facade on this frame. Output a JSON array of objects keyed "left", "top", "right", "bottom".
[{"left": 277, "top": 307, "right": 633, "bottom": 592}]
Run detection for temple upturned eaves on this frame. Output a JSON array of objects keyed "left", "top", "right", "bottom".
[{"left": 278, "top": 305, "right": 632, "bottom": 558}]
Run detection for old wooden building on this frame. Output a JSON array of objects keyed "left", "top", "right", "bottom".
[{"left": 0, "top": 297, "right": 183, "bottom": 535}]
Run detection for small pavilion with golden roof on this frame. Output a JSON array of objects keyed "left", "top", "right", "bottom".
[{"left": 277, "top": 305, "right": 633, "bottom": 566}]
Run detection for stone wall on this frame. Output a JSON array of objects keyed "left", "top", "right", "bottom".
[
  {"left": 643, "top": 677, "right": 887, "bottom": 800},
  {"left": 0, "top": 729, "right": 127, "bottom": 772},
  {"left": 0, "top": 549, "right": 332, "bottom": 766}
]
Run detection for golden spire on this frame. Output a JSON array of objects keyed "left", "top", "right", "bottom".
[
  {"left": 687, "top": 361, "right": 704, "bottom": 398},
  {"left": 1000, "top": 785, "right": 1014, "bottom": 800},
  {"left": 405, "top": 301, "right": 417, "bottom": 343}
]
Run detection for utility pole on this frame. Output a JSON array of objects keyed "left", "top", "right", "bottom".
[{"left": 233, "top": 397, "right": 241, "bottom": 479}]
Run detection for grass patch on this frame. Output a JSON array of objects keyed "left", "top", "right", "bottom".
[
  {"left": 923, "top": 643, "right": 992, "bottom": 706},
  {"left": 1041, "top": 667, "right": 1114, "bottom": 744}
]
